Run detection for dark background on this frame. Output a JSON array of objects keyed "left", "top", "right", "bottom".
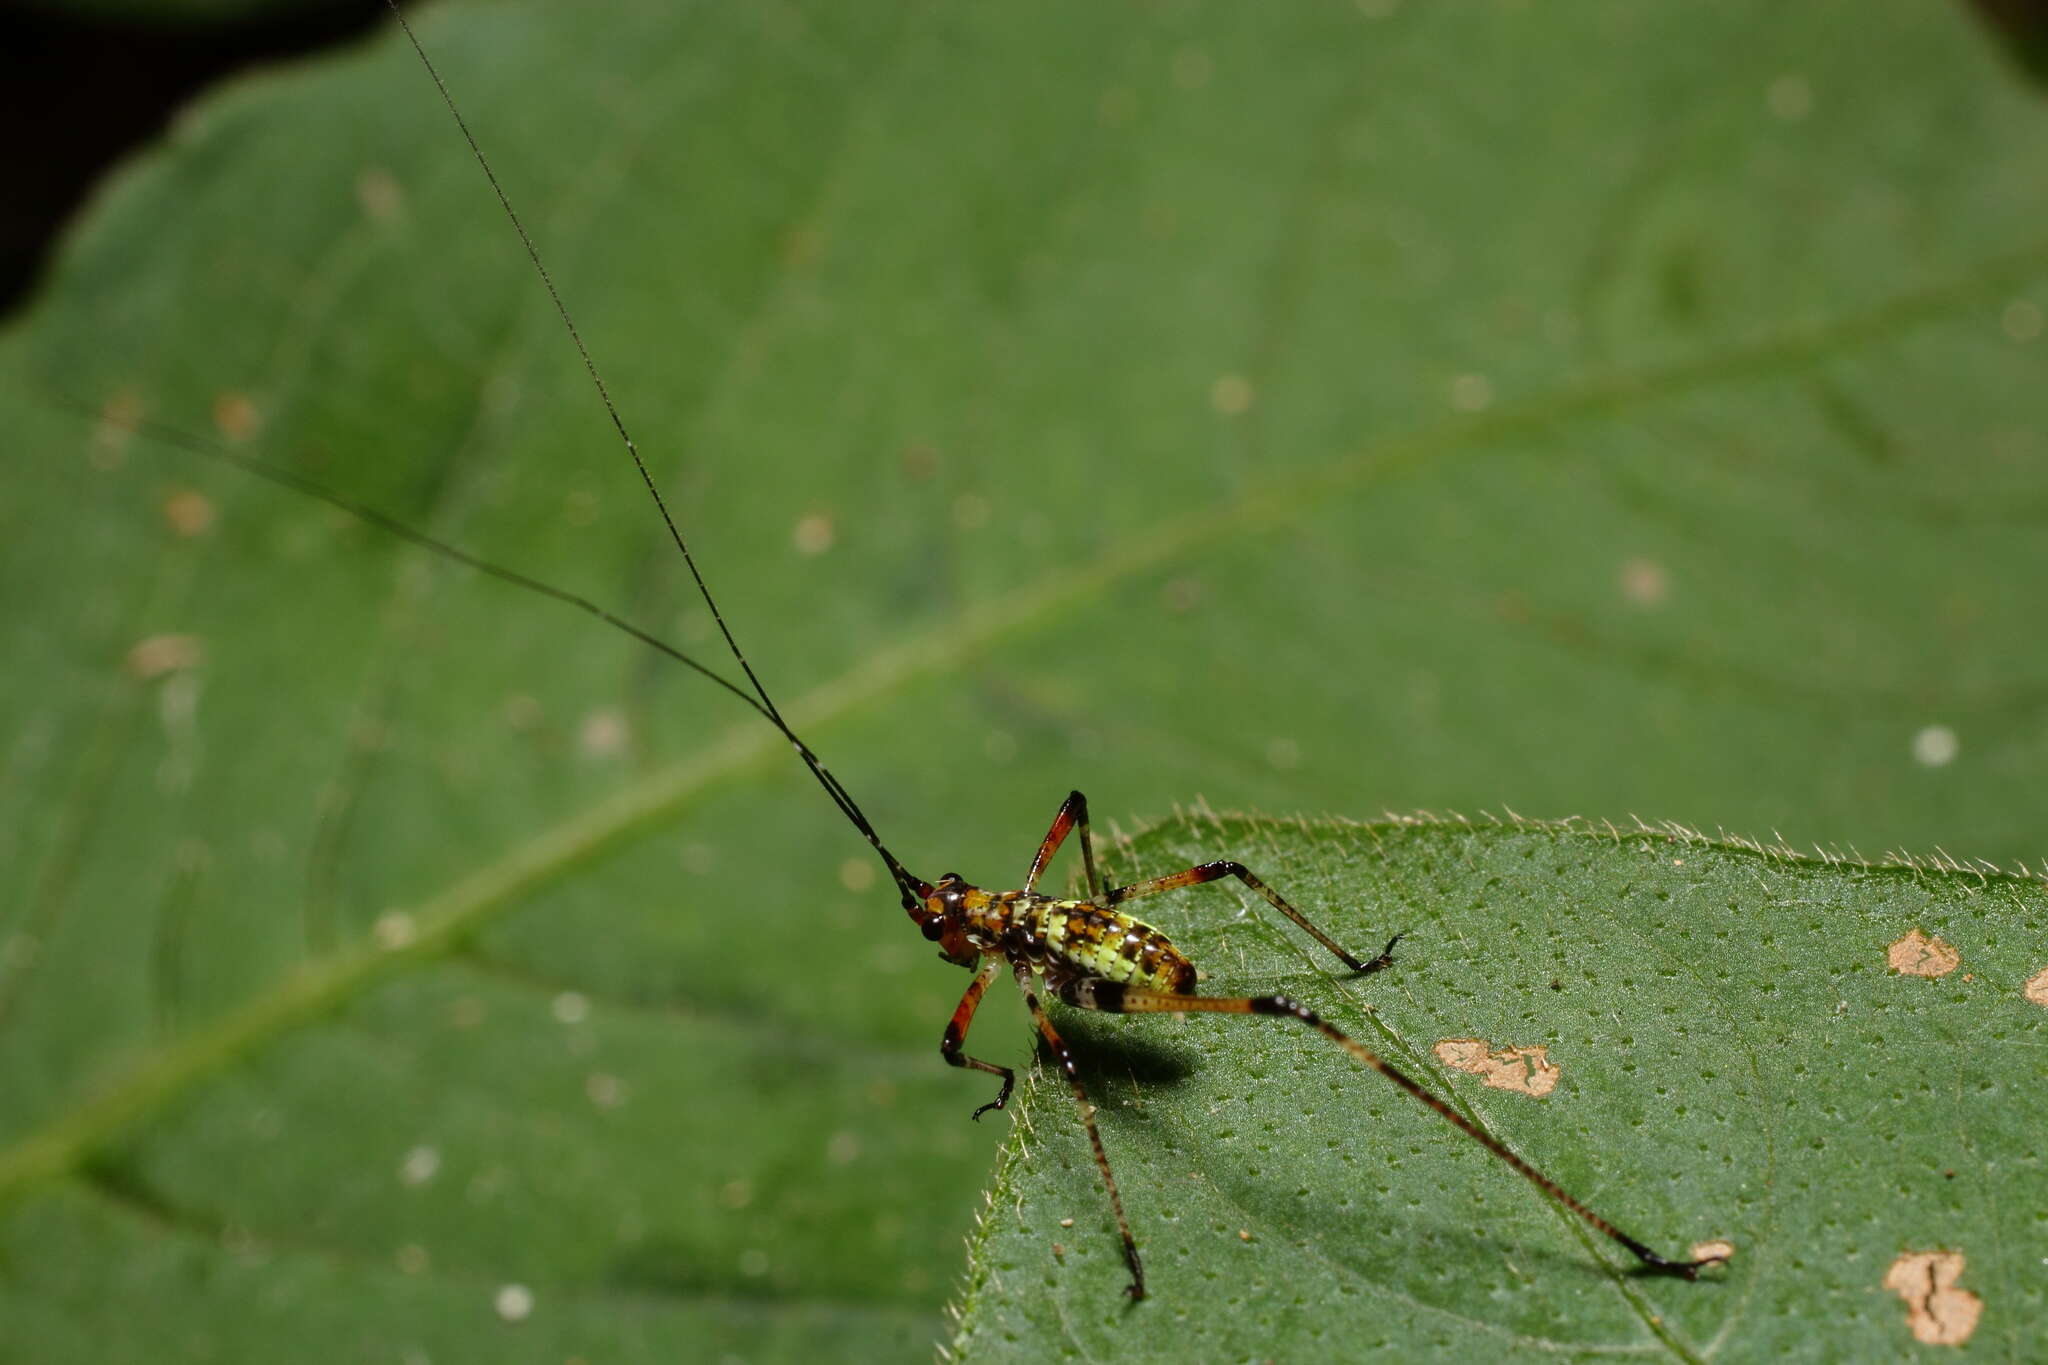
[
  {"left": 3, "top": 0, "right": 2045, "bottom": 323},
  {"left": 1, "top": 0, "right": 395, "bottom": 318}
]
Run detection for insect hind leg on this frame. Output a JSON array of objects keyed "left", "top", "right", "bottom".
[
  {"left": 1059, "top": 978, "right": 1729, "bottom": 1281},
  {"left": 1016, "top": 964, "right": 1146, "bottom": 1300},
  {"left": 1103, "top": 859, "right": 1399, "bottom": 974},
  {"left": 1025, "top": 789, "right": 1105, "bottom": 898}
]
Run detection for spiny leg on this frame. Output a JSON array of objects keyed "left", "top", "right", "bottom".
[
  {"left": 1059, "top": 979, "right": 1729, "bottom": 1281},
  {"left": 1015, "top": 964, "right": 1145, "bottom": 1300},
  {"left": 1104, "top": 859, "right": 1398, "bottom": 974},
  {"left": 941, "top": 958, "right": 1014, "bottom": 1119},
  {"left": 1025, "top": 789, "right": 1104, "bottom": 899}
]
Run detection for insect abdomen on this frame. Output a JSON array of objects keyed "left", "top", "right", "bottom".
[{"left": 1037, "top": 902, "right": 1195, "bottom": 993}]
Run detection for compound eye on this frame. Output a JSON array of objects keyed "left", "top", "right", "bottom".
[{"left": 920, "top": 917, "right": 945, "bottom": 942}]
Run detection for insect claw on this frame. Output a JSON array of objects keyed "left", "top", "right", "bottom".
[
  {"left": 1347, "top": 930, "right": 1407, "bottom": 976},
  {"left": 1633, "top": 1248, "right": 1728, "bottom": 1280},
  {"left": 971, "top": 1073, "right": 1015, "bottom": 1121}
]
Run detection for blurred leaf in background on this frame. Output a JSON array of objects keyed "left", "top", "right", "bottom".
[{"left": 1, "top": 0, "right": 2044, "bottom": 1360}]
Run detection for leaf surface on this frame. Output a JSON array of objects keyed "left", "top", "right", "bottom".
[{"left": 951, "top": 814, "right": 2047, "bottom": 1361}]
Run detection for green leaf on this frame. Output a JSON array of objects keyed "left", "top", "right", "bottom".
[
  {"left": 2, "top": 0, "right": 2046, "bottom": 1361},
  {"left": 950, "top": 813, "right": 2048, "bottom": 1360}
]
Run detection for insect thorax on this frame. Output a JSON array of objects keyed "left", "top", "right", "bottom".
[{"left": 969, "top": 893, "right": 1196, "bottom": 994}]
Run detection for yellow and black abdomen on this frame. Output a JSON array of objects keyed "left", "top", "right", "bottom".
[{"left": 1035, "top": 900, "right": 1195, "bottom": 994}]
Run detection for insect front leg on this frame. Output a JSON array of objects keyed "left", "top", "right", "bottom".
[
  {"left": 1015, "top": 963, "right": 1145, "bottom": 1300},
  {"left": 1102, "top": 859, "right": 1400, "bottom": 974},
  {"left": 1024, "top": 789, "right": 1104, "bottom": 898},
  {"left": 1058, "top": 978, "right": 1730, "bottom": 1281},
  {"left": 941, "top": 958, "right": 1015, "bottom": 1119}
]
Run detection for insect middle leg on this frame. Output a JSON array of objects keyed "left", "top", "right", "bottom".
[
  {"left": 1103, "top": 859, "right": 1399, "bottom": 974},
  {"left": 941, "top": 958, "right": 1014, "bottom": 1119},
  {"left": 1059, "top": 978, "right": 1729, "bottom": 1281},
  {"left": 1024, "top": 789, "right": 1104, "bottom": 898},
  {"left": 1015, "top": 963, "right": 1146, "bottom": 1300}
]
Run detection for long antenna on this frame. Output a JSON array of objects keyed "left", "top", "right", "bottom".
[
  {"left": 95, "top": 408, "right": 758, "bottom": 710},
  {"left": 383, "top": 0, "right": 927, "bottom": 907},
  {"left": 120, "top": 396, "right": 921, "bottom": 904}
]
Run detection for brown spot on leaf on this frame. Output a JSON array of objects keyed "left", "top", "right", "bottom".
[
  {"left": 125, "top": 634, "right": 203, "bottom": 680},
  {"left": 1690, "top": 1238, "right": 1736, "bottom": 1265},
  {"left": 1620, "top": 556, "right": 1669, "bottom": 606},
  {"left": 91, "top": 389, "right": 144, "bottom": 470},
  {"left": 2024, "top": 966, "right": 2048, "bottom": 1008},
  {"left": 1209, "top": 373, "right": 1254, "bottom": 415},
  {"left": 1888, "top": 929, "right": 1960, "bottom": 978},
  {"left": 162, "top": 489, "right": 215, "bottom": 538},
  {"left": 791, "top": 511, "right": 834, "bottom": 556},
  {"left": 578, "top": 707, "right": 628, "bottom": 758},
  {"left": 1882, "top": 1249, "right": 1980, "bottom": 1346},
  {"left": 356, "top": 166, "right": 404, "bottom": 224},
  {"left": 212, "top": 392, "right": 261, "bottom": 443},
  {"left": 838, "top": 858, "right": 875, "bottom": 893},
  {"left": 1433, "top": 1037, "right": 1560, "bottom": 1097}
]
